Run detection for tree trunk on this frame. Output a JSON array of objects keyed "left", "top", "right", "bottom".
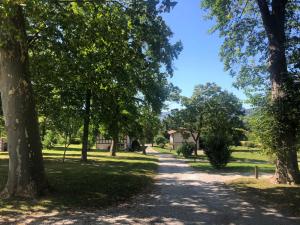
[
  {"left": 191, "top": 132, "right": 199, "bottom": 156},
  {"left": 257, "top": 0, "right": 300, "bottom": 184},
  {"left": 110, "top": 136, "right": 118, "bottom": 156},
  {"left": 0, "top": 4, "right": 48, "bottom": 197},
  {"left": 141, "top": 139, "right": 146, "bottom": 155},
  {"left": 81, "top": 89, "right": 91, "bottom": 162}
]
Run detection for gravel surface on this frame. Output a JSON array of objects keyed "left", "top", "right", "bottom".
[{"left": 2, "top": 147, "right": 299, "bottom": 225}]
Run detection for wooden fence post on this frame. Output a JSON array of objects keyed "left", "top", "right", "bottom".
[{"left": 255, "top": 166, "right": 259, "bottom": 179}]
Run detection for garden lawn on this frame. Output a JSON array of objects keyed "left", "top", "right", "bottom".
[
  {"left": 0, "top": 146, "right": 158, "bottom": 216},
  {"left": 154, "top": 145, "right": 275, "bottom": 174}
]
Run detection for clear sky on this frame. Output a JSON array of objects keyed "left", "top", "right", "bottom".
[{"left": 162, "top": 0, "right": 248, "bottom": 108}]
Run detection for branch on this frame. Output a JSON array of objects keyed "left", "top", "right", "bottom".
[{"left": 256, "top": 0, "right": 274, "bottom": 41}]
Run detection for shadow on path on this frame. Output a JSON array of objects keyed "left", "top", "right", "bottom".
[{"left": 2, "top": 148, "right": 299, "bottom": 225}]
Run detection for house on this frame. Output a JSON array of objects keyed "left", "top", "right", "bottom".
[
  {"left": 96, "top": 134, "right": 130, "bottom": 150},
  {"left": 168, "top": 129, "right": 199, "bottom": 150}
]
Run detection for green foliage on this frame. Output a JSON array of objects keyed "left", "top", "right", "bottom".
[
  {"left": 18, "top": 0, "right": 182, "bottom": 156},
  {"left": 201, "top": 1, "right": 299, "bottom": 93},
  {"left": 204, "top": 135, "right": 231, "bottom": 169},
  {"left": 247, "top": 103, "right": 279, "bottom": 155},
  {"left": 42, "top": 130, "right": 58, "bottom": 149},
  {"left": 176, "top": 142, "right": 194, "bottom": 158},
  {"left": 165, "top": 83, "right": 244, "bottom": 149},
  {"left": 130, "top": 140, "right": 141, "bottom": 152},
  {"left": 155, "top": 135, "right": 168, "bottom": 148}
]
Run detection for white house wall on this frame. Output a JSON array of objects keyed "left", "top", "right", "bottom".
[{"left": 170, "top": 132, "right": 198, "bottom": 150}]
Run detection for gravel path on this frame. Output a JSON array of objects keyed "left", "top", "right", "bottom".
[{"left": 3, "top": 148, "right": 300, "bottom": 225}]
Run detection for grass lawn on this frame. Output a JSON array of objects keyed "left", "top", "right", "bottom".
[
  {"left": 227, "top": 178, "right": 300, "bottom": 217},
  {"left": 0, "top": 145, "right": 158, "bottom": 215},
  {"left": 154, "top": 145, "right": 276, "bottom": 174}
]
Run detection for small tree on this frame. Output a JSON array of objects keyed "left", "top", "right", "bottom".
[
  {"left": 176, "top": 142, "right": 195, "bottom": 158},
  {"left": 197, "top": 83, "right": 243, "bottom": 168},
  {"left": 204, "top": 134, "right": 231, "bottom": 169},
  {"left": 155, "top": 135, "right": 168, "bottom": 148}
]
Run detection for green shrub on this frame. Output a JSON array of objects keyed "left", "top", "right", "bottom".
[
  {"left": 158, "top": 143, "right": 165, "bottom": 148},
  {"left": 130, "top": 140, "right": 141, "bottom": 152},
  {"left": 155, "top": 135, "right": 168, "bottom": 148},
  {"left": 70, "top": 138, "right": 81, "bottom": 145},
  {"left": 204, "top": 135, "right": 231, "bottom": 169},
  {"left": 176, "top": 142, "right": 195, "bottom": 158},
  {"left": 42, "top": 130, "right": 58, "bottom": 149}
]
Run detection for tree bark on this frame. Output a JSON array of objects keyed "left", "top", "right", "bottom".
[
  {"left": 190, "top": 132, "right": 199, "bottom": 156},
  {"left": 81, "top": 89, "right": 91, "bottom": 162},
  {"left": 0, "top": 4, "right": 48, "bottom": 197},
  {"left": 257, "top": 0, "right": 300, "bottom": 184},
  {"left": 110, "top": 135, "right": 118, "bottom": 156},
  {"left": 141, "top": 139, "right": 146, "bottom": 155}
]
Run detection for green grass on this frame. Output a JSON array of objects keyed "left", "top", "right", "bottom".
[
  {"left": 0, "top": 146, "right": 158, "bottom": 215},
  {"left": 227, "top": 178, "right": 300, "bottom": 216},
  {"left": 152, "top": 146, "right": 178, "bottom": 155},
  {"left": 154, "top": 146, "right": 275, "bottom": 174}
]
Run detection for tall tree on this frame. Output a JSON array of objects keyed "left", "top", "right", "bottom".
[
  {"left": 202, "top": 0, "right": 300, "bottom": 183},
  {"left": 0, "top": 2, "right": 48, "bottom": 197}
]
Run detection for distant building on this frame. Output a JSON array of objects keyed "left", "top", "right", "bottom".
[
  {"left": 0, "top": 138, "right": 7, "bottom": 152},
  {"left": 96, "top": 134, "right": 130, "bottom": 150},
  {"left": 168, "top": 129, "right": 199, "bottom": 150}
]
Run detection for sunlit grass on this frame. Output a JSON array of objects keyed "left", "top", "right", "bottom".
[
  {"left": 0, "top": 145, "right": 158, "bottom": 215},
  {"left": 154, "top": 145, "right": 276, "bottom": 174}
]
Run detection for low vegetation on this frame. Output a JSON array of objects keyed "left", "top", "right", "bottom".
[
  {"left": 176, "top": 142, "right": 194, "bottom": 158},
  {"left": 227, "top": 178, "right": 300, "bottom": 217},
  {"left": 0, "top": 145, "right": 158, "bottom": 215},
  {"left": 154, "top": 145, "right": 276, "bottom": 174}
]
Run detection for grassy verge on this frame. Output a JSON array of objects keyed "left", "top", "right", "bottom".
[
  {"left": 152, "top": 146, "right": 178, "bottom": 156},
  {"left": 154, "top": 146, "right": 275, "bottom": 174},
  {"left": 227, "top": 178, "right": 300, "bottom": 217},
  {"left": 0, "top": 146, "right": 158, "bottom": 215}
]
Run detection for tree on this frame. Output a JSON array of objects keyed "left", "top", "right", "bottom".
[
  {"left": 201, "top": 0, "right": 300, "bottom": 183},
  {"left": 0, "top": 2, "right": 48, "bottom": 197},
  {"left": 29, "top": 0, "right": 181, "bottom": 159},
  {"left": 190, "top": 83, "right": 243, "bottom": 167},
  {"left": 166, "top": 83, "right": 243, "bottom": 166}
]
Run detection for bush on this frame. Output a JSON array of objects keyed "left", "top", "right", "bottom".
[
  {"left": 176, "top": 142, "right": 195, "bottom": 158},
  {"left": 70, "top": 138, "right": 81, "bottom": 145},
  {"left": 204, "top": 135, "right": 231, "bottom": 169},
  {"left": 130, "top": 140, "right": 141, "bottom": 152},
  {"left": 42, "top": 130, "right": 58, "bottom": 149},
  {"left": 158, "top": 143, "right": 165, "bottom": 148},
  {"left": 155, "top": 135, "right": 168, "bottom": 148}
]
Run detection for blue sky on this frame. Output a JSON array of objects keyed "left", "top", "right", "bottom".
[{"left": 162, "top": 0, "right": 248, "bottom": 108}]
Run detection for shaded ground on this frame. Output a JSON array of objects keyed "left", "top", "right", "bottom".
[
  {"left": 1, "top": 148, "right": 299, "bottom": 225},
  {"left": 227, "top": 178, "right": 300, "bottom": 217},
  {"left": 0, "top": 149, "right": 157, "bottom": 216}
]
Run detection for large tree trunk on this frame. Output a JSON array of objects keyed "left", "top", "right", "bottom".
[
  {"left": 81, "top": 89, "right": 91, "bottom": 162},
  {"left": 0, "top": 4, "right": 48, "bottom": 197},
  {"left": 257, "top": 0, "right": 300, "bottom": 184}
]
